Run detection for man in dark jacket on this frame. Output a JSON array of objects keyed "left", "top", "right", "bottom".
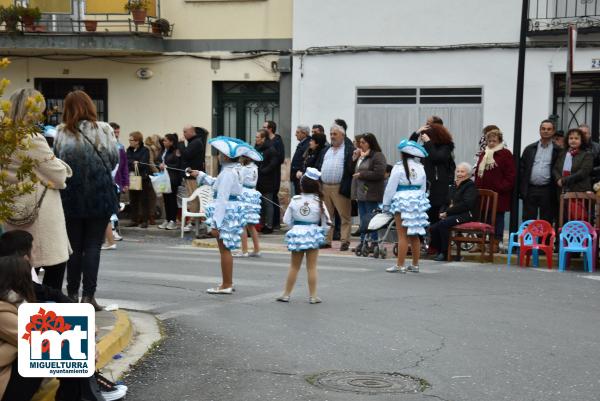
[
  {"left": 180, "top": 125, "right": 208, "bottom": 230},
  {"left": 316, "top": 124, "right": 356, "bottom": 250},
  {"left": 579, "top": 124, "right": 600, "bottom": 183},
  {"left": 256, "top": 129, "right": 279, "bottom": 234},
  {"left": 290, "top": 125, "right": 311, "bottom": 194},
  {"left": 263, "top": 121, "right": 284, "bottom": 229},
  {"left": 520, "top": 119, "right": 561, "bottom": 223}
]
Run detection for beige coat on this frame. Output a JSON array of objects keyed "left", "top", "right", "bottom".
[
  {"left": 0, "top": 300, "right": 18, "bottom": 399},
  {"left": 3, "top": 134, "right": 72, "bottom": 268}
]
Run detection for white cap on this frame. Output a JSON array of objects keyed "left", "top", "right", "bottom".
[{"left": 304, "top": 167, "right": 321, "bottom": 181}]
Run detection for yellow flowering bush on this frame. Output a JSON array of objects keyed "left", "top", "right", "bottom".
[{"left": 0, "top": 57, "right": 42, "bottom": 223}]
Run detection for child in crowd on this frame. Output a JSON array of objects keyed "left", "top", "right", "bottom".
[
  {"left": 190, "top": 136, "right": 254, "bottom": 294},
  {"left": 382, "top": 140, "right": 430, "bottom": 273},
  {"left": 236, "top": 155, "right": 263, "bottom": 258},
  {"left": 277, "top": 168, "right": 331, "bottom": 304}
]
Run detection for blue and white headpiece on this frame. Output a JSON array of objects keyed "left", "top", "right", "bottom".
[
  {"left": 397, "top": 139, "right": 428, "bottom": 158},
  {"left": 239, "top": 144, "right": 263, "bottom": 162},
  {"left": 209, "top": 136, "right": 251, "bottom": 159},
  {"left": 303, "top": 167, "right": 321, "bottom": 181}
]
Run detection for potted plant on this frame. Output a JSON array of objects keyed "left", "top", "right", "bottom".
[
  {"left": 20, "top": 6, "right": 41, "bottom": 32},
  {"left": 151, "top": 18, "right": 170, "bottom": 36},
  {"left": 124, "top": 0, "right": 149, "bottom": 25},
  {"left": 1, "top": 5, "right": 22, "bottom": 32},
  {"left": 84, "top": 20, "right": 98, "bottom": 32}
]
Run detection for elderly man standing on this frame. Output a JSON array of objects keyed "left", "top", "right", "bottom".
[
  {"left": 579, "top": 124, "right": 600, "bottom": 183},
  {"left": 520, "top": 119, "right": 560, "bottom": 223},
  {"left": 290, "top": 125, "right": 311, "bottom": 194},
  {"left": 180, "top": 125, "right": 208, "bottom": 232},
  {"left": 316, "top": 124, "right": 355, "bottom": 250}
]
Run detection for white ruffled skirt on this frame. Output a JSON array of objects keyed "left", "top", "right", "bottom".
[
  {"left": 205, "top": 197, "right": 246, "bottom": 250},
  {"left": 389, "top": 190, "right": 430, "bottom": 236},
  {"left": 285, "top": 224, "right": 327, "bottom": 252},
  {"left": 239, "top": 188, "right": 261, "bottom": 225}
]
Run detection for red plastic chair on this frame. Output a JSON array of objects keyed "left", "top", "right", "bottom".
[{"left": 519, "top": 220, "right": 555, "bottom": 269}]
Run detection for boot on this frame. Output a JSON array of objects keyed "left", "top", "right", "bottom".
[
  {"left": 81, "top": 296, "right": 103, "bottom": 312},
  {"left": 148, "top": 216, "right": 156, "bottom": 225},
  {"left": 489, "top": 239, "right": 500, "bottom": 254},
  {"left": 68, "top": 293, "right": 79, "bottom": 303}
]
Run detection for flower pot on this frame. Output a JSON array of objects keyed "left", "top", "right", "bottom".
[
  {"left": 84, "top": 20, "right": 97, "bottom": 32},
  {"left": 5, "top": 18, "right": 18, "bottom": 32},
  {"left": 131, "top": 9, "right": 147, "bottom": 24},
  {"left": 22, "top": 15, "right": 35, "bottom": 31},
  {"left": 34, "top": 24, "right": 46, "bottom": 33}
]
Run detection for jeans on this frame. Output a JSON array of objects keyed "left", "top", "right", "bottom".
[
  {"left": 65, "top": 216, "right": 109, "bottom": 297},
  {"left": 41, "top": 262, "right": 67, "bottom": 291},
  {"left": 357, "top": 200, "right": 379, "bottom": 242},
  {"left": 261, "top": 192, "right": 274, "bottom": 228},
  {"left": 494, "top": 212, "right": 505, "bottom": 241}
]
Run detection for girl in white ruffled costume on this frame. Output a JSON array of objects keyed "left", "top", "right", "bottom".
[
  {"left": 277, "top": 168, "right": 331, "bottom": 304},
  {"left": 235, "top": 156, "right": 261, "bottom": 257},
  {"left": 190, "top": 136, "right": 259, "bottom": 294},
  {"left": 382, "top": 140, "right": 430, "bottom": 273}
]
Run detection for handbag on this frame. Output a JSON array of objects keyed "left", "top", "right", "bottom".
[
  {"left": 149, "top": 171, "right": 172, "bottom": 194},
  {"left": 129, "top": 163, "right": 143, "bottom": 191},
  {"left": 6, "top": 186, "right": 48, "bottom": 226}
]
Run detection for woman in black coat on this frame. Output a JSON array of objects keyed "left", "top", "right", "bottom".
[
  {"left": 429, "top": 162, "right": 478, "bottom": 261},
  {"left": 126, "top": 131, "right": 153, "bottom": 228},
  {"left": 302, "top": 132, "right": 328, "bottom": 172},
  {"left": 157, "top": 133, "right": 182, "bottom": 230},
  {"left": 418, "top": 124, "right": 456, "bottom": 224}
]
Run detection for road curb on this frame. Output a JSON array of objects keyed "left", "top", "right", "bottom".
[{"left": 31, "top": 310, "right": 133, "bottom": 401}]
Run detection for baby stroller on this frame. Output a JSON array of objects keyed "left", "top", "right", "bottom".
[{"left": 354, "top": 210, "right": 398, "bottom": 259}]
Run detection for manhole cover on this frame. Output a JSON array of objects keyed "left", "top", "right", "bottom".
[{"left": 307, "top": 371, "right": 429, "bottom": 394}]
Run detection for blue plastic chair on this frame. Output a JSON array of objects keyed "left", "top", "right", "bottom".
[
  {"left": 507, "top": 220, "right": 538, "bottom": 266},
  {"left": 559, "top": 221, "right": 593, "bottom": 272}
]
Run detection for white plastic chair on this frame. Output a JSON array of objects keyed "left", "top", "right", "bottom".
[{"left": 180, "top": 185, "right": 213, "bottom": 238}]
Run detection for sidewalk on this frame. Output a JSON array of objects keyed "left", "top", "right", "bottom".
[{"left": 31, "top": 310, "right": 133, "bottom": 401}]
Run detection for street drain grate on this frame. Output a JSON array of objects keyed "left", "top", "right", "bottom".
[{"left": 307, "top": 371, "right": 429, "bottom": 394}]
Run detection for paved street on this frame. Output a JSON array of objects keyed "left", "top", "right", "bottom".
[{"left": 97, "top": 234, "right": 600, "bottom": 401}]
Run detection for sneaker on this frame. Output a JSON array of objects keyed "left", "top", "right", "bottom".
[
  {"left": 183, "top": 224, "right": 192, "bottom": 233},
  {"left": 276, "top": 295, "right": 290, "bottom": 302},
  {"left": 339, "top": 242, "right": 350, "bottom": 252},
  {"left": 249, "top": 251, "right": 261, "bottom": 257},
  {"left": 433, "top": 253, "right": 446, "bottom": 262},
  {"left": 112, "top": 231, "right": 122, "bottom": 241},
  {"left": 166, "top": 221, "right": 178, "bottom": 230},
  {"left": 407, "top": 265, "right": 419, "bottom": 273},
  {"left": 261, "top": 226, "right": 273, "bottom": 234},
  {"left": 309, "top": 296, "right": 322, "bottom": 304},
  {"left": 232, "top": 252, "right": 249, "bottom": 258},
  {"left": 96, "top": 373, "right": 128, "bottom": 401},
  {"left": 101, "top": 244, "right": 117, "bottom": 251},
  {"left": 158, "top": 221, "right": 169, "bottom": 229},
  {"left": 386, "top": 265, "right": 406, "bottom": 273}
]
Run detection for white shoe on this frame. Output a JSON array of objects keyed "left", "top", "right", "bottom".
[
  {"left": 386, "top": 265, "right": 406, "bottom": 273},
  {"left": 407, "top": 265, "right": 419, "bottom": 273},
  {"left": 112, "top": 231, "right": 122, "bottom": 241},
  {"left": 101, "top": 244, "right": 117, "bottom": 251},
  {"left": 166, "top": 221, "right": 178, "bottom": 230},
  {"left": 158, "top": 221, "right": 169, "bottom": 229},
  {"left": 206, "top": 287, "right": 233, "bottom": 294},
  {"left": 309, "top": 296, "right": 322, "bottom": 304},
  {"left": 183, "top": 224, "right": 192, "bottom": 233},
  {"left": 232, "top": 252, "right": 249, "bottom": 258},
  {"left": 249, "top": 252, "right": 261, "bottom": 257},
  {"left": 101, "top": 386, "right": 127, "bottom": 401}
]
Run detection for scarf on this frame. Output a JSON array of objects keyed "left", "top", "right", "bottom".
[
  {"left": 477, "top": 143, "right": 504, "bottom": 178},
  {"left": 562, "top": 148, "right": 580, "bottom": 177}
]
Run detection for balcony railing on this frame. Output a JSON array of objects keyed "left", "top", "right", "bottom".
[
  {"left": 529, "top": 0, "right": 600, "bottom": 33},
  {"left": 0, "top": 0, "right": 172, "bottom": 36}
]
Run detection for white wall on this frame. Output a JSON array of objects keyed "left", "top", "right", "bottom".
[
  {"left": 293, "top": 0, "right": 521, "bottom": 49},
  {"left": 291, "top": 47, "right": 600, "bottom": 161}
]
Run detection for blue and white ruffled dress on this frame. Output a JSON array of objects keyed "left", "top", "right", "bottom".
[
  {"left": 239, "top": 186, "right": 261, "bottom": 225},
  {"left": 285, "top": 222, "right": 327, "bottom": 251},
  {"left": 389, "top": 186, "right": 431, "bottom": 236},
  {"left": 205, "top": 193, "right": 246, "bottom": 250}
]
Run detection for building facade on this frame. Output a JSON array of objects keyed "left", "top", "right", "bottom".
[
  {"left": 291, "top": 0, "right": 600, "bottom": 165},
  {"left": 0, "top": 0, "right": 293, "bottom": 166}
]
